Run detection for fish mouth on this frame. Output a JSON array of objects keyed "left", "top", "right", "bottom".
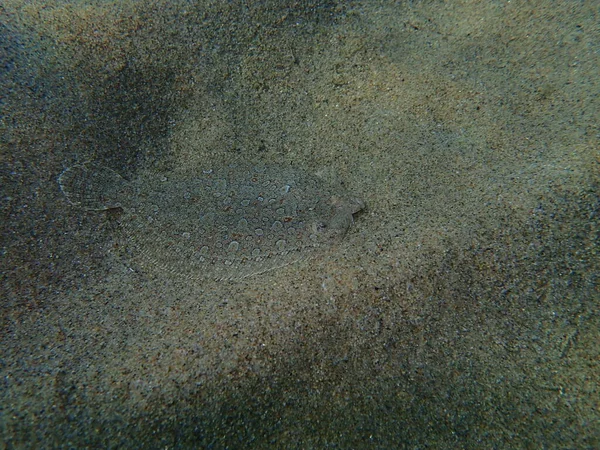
[{"left": 313, "top": 196, "right": 365, "bottom": 239}]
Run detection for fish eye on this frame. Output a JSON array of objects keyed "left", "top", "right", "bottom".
[{"left": 316, "top": 222, "right": 328, "bottom": 232}]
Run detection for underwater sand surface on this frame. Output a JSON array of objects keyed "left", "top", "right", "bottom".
[{"left": 1, "top": 0, "right": 598, "bottom": 448}]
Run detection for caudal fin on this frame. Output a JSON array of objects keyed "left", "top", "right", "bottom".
[{"left": 58, "top": 163, "right": 128, "bottom": 211}]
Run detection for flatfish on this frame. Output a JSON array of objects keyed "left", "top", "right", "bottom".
[{"left": 59, "top": 162, "right": 364, "bottom": 281}]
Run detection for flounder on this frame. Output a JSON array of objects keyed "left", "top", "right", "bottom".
[{"left": 59, "top": 161, "right": 364, "bottom": 281}]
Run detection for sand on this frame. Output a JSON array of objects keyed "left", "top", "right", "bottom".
[{"left": 1, "top": 0, "right": 598, "bottom": 447}]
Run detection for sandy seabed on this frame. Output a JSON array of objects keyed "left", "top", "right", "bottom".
[{"left": 1, "top": 0, "right": 598, "bottom": 447}]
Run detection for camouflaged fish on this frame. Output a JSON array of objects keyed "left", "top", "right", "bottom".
[{"left": 59, "top": 161, "right": 364, "bottom": 281}]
